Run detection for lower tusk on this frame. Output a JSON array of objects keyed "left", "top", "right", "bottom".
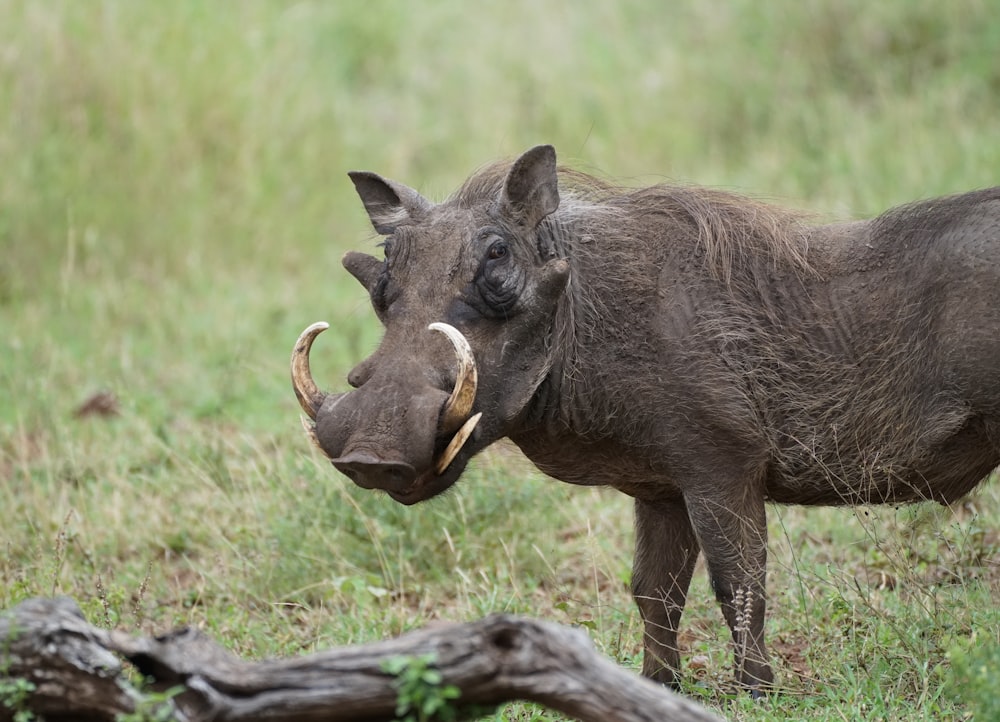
[
  {"left": 434, "top": 412, "right": 482, "bottom": 475},
  {"left": 300, "top": 415, "right": 325, "bottom": 454}
]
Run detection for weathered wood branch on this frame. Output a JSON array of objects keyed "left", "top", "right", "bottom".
[{"left": 0, "top": 597, "right": 722, "bottom": 722}]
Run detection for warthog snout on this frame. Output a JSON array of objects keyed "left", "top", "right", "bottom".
[
  {"left": 291, "top": 321, "right": 483, "bottom": 503},
  {"left": 331, "top": 450, "right": 417, "bottom": 492}
]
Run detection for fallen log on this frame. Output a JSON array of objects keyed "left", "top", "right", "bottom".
[{"left": 0, "top": 597, "right": 722, "bottom": 722}]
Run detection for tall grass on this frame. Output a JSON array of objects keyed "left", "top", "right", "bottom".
[{"left": 1, "top": 1, "right": 998, "bottom": 719}]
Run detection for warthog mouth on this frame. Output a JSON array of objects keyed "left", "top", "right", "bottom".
[
  {"left": 382, "top": 426, "right": 481, "bottom": 505},
  {"left": 291, "top": 321, "right": 483, "bottom": 501}
]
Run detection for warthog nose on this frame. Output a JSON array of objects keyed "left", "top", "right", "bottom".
[{"left": 332, "top": 451, "right": 417, "bottom": 492}]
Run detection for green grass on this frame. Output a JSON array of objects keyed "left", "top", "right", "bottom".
[{"left": 1, "top": 1, "right": 999, "bottom": 720}]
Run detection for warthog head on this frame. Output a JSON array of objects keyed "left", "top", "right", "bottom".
[{"left": 292, "top": 145, "right": 569, "bottom": 504}]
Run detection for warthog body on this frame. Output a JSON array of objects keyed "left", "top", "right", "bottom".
[{"left": 292, "top": 145, "right": 1000, "bottom": 692}]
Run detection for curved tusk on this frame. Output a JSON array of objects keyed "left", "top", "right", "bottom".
[
  {"left": 291, "top": 321, "right": 330, "bottom": 420},
  {"left": 429, "top": 322, "right": 478, "bottom": 433},
  {"left": 434, "top": 412, "right": 482, "bottom": 475}
]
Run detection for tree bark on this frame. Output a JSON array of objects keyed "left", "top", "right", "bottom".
[{"left": 0, "top": 597, "right": 721, "bottom": 722}]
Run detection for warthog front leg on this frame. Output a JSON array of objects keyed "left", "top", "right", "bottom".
[
  {"left": 632, "top": 498, "right": 701, "bottom": 688},
  {"left": 685, "top": 486, "right": 773, "bottom": 694}
]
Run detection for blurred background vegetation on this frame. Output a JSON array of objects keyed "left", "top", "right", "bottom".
[{"left": 1, "top": 1, "right": 998, "bottom": 719}]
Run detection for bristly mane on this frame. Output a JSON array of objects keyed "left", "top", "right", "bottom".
[
  {"left": 453, "top": 160, "right": 818, "bottom": 443},
  {"left": 451, "top": 160, "right": 816, "bottom": 286},
  {"left": 455, "top": 163, "right": 977, "bottom": 504}
]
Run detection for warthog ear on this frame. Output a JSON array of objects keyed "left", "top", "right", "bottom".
[
  {"left": 348, "top": 171, "right": 432, "bottom": 235},
  {"left": 500, "top": 145, "right": 560, "bottom": 230}
]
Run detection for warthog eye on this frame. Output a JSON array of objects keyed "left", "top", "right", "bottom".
[
  {"left": 459, "top": 231, "right": 522, "bottom": 319},
  {"left": 487, "top": 240, "right": 508, "bottom": 260},
  {"left": 372, "top": 272, "right": 389, "bottom": 314}
]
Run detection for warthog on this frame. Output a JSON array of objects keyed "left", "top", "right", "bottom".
[{"left": 291, "top": 145, "right": 1000, "bottom": 693}]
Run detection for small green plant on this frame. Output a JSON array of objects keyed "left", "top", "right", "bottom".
[
  {"left": 0, "top": 618, "right": 36, "bottom": 722},
  {"left": 115, "top": 682, "right": 184, "bottom": 722},
  {"left": 0, "top": 676, "right": 36, "bottom": 722},
  {"left": 381, "top": 653, "right": 461, "bottom": 722}
]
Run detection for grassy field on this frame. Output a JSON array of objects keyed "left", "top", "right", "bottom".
[{"left": 1, "top": 1, "right": 998, "bottom": 719}]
